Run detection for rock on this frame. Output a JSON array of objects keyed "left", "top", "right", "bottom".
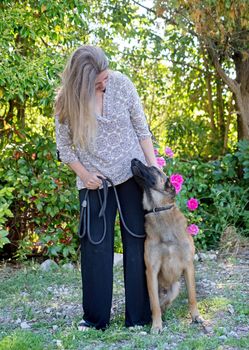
[
  {"left": 194, "top": 254, "right": 199, "bottom": 261},
  {"left": 114, "top": 253, "right": 123, "bottom": 266},
  {"left": 61, "top": 263, "right": 75, "bottom": 271},
  {"left": 40, "top": 259, "right": 59, "bottom": 272},
  {"left": 55, "top": 339, "right": 63, "bottom": 348},
  {"left": 236, "top": 326, "right": 249, "bottom": 332},
  {"left": 128, "top": 325, "right": 143, "bottom": 331},
  {"left": 20, "top": 321, "right": 31, "bottom": 329},
  {"left": 199, "top": 253, "right": 207, "bottom": 261},
  {"left": 203, "top": 325, "right": 213, "bottom": 334},
  {"left": 227, "top": 304, "right": 235, "bottom": 315},
  {"left": 199, "top": 252, "right": 217, "bottom": 261},
  {"left": 207, "top": 253, "right": 217, "bottom": 261},
  {"left": 219, "top": 335, "right": 227, "bottom": 341},
  {"left": 228, "top": 330, "right": 239, "bottom": 338}
]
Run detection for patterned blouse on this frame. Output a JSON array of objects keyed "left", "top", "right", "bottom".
[{"left": 55, "top": 70, "right": 151, "bottom": 190}]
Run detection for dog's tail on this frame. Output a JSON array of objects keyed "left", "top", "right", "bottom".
[{"left": 160, "top": 282, "right": 180, "bottom": 312}]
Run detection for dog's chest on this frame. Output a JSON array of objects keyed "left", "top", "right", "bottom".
[
  {"left": 144, "top": 215, "right": 192, "bottom": 258},
  {"left": 145, "top": 214, "right": 185, "bottom": 240}
]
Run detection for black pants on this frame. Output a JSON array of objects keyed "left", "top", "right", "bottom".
[{"left": 79, "top": 177, "right": 151, "bottom": 329}]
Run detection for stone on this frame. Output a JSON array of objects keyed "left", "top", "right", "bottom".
[
  {"left": 55, "top": 339, "right": 63, "bottom": 348},
  {"left": 199, "top": 252, "right": 218, "bottom": 261},
  {"left": 61, "top": 263, "right": 75, "bottom": 271},
  {"left": 20, "top": 321, "right": 31, "bottom": 329},
  {"left": 114, "top": 253, "right": 123, "bottom": 266},
  {"left": 194, "top": 254, "right": 199, "bottom": 261},
  {"left": 139, "top": 331, "right": 148, "bottom": 335},
  {"left": 207, "top": 253, "right": 217, "bottom": 260},
  {"left": 40, "top": 259, "right": 59, "bottom": 272},
  {"left": 227, "top": 304, "right": 235, "bottom": 315},
  {"left": 199, "top": 253, "right": 207, "bottom": 261},
  {"left": 228, "top": 331, "right": 239, "bottom": 338},
  {"left": 219, "top": 335, "right": 227, "bottom": 341}
]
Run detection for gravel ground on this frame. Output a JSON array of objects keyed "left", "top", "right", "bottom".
[{"left": 0, "top": 252, "right": 248, "bottom": 349}]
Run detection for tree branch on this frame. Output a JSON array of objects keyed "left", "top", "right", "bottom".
[
  {"left": 205, "top": 39, "right": 240, "bottom": 95},
  {"left": 131, "top": 0, "right": 177, "bottom": 26}
]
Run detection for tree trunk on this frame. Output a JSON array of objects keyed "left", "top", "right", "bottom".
[
  {"left": 234, "top": 53, "right": 249, "bottom": 140},
  {"left": 216, "top": 76, "right": 225, "bottom": 139},
  {"left": 207, "top": 43, "right": 249, "bottom": 140}
]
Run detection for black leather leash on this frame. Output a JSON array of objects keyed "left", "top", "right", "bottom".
[{"left": 78, "top": 177, "right": 145, "bottom": 244}]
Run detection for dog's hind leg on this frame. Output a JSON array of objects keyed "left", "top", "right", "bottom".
[
  {"left": 160, "top": 282, "right": 180, "bottom": 313},
  {"left": 184, "top": 263, "right": 203, "bottom": 323}
]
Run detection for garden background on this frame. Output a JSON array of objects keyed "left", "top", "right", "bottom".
[{"left": 0, "top": 1, "right": 249, "bottom": 349}]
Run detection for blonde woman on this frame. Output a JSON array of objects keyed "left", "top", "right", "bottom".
[{"left": 55, "top": 45, "right": 159, "bottom": 330}]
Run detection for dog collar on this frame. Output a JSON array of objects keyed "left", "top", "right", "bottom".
[{"left": 145, "top": 204, "right": 175, "bottom": 215}]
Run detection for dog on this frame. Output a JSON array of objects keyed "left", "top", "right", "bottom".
[{"left": 131, "top": 158, "right": 203, "bottom": 333}]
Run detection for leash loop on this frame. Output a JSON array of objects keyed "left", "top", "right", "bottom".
[{"left": 78, "top": 177, "right": 145, "bottom": 244}]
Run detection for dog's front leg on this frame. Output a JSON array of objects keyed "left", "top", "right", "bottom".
[
  {"left": 145, "top": 257, "right": 162, "bottom": 334},
  {"left": 183, "top": 263, "right": 203, "bottom": 323}
]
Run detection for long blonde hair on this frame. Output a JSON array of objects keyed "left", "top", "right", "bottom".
[{"left": 55, "top": 46, "right": 108, "bottom": 149}]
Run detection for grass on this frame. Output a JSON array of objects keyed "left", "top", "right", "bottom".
[{"left": 0, "top": 256, "right": 248, "bottom": 350}]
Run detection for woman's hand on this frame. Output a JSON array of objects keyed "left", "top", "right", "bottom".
[{"left": 82, "top": 171, "right": 105, "bottom": 190}]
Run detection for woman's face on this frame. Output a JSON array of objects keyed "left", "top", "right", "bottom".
[{"left": 95, "top": 69, "right": 109, "bottom": 92}]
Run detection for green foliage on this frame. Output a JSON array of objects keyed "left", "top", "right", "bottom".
[
  {"left": 1, "top": 133, "right": 248, "bottom": 259},
  {"left": 1, "top": 1, "right": 248, "bottom": 259},
  {"left": 0, "top": 330, "right": 45, "bottom": 350},
  {"left": 0, "top": 0, "right": 241, "bottom": 159},
  {"left": 163, "top": 142, "right": 249, "bottom": 249},
  {"left": 236, "top": 140, "right": 249, "bottom": 179},
  {"left": 0, "top": 186, "right": 14, "bottom": 248},
  {"left": 0, "top": 126, "right": 80, "bottom": 260}
]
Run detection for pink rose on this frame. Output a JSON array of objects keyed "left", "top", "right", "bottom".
[
  {"left": 165, "top": 147, "right": 174, "bottom": 158},
  {"left": 170, "top": 173, "right": 184, "bottom": 194},
  {"left": 154, "top": 149, "right": 159, "bottom": 156},
  {"left": 172, "top": 182, "right": 182, "bottom": 194},
  {"left": 187, "top": 224, "right": 199, "bottom": 236},
  {"left": 170, "top": 174, "right": 184, "bottom": 186},
  {"left": 187, "top": 198, "right": 199, "bottom": 211},
  {"left": 156, "top": 157, "right": 166, "bottom": 168}
]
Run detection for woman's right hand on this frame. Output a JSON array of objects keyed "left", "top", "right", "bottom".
[{"left": 82, "top": 172, "right": 105, "bottom": 190}]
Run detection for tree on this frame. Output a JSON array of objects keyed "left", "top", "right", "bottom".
[{"left": 155, "top": 0, "right": 249, "bottom": 140}]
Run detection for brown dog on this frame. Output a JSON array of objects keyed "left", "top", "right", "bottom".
[{"left": 131, "top": 159, "right": 203, "bottom": 333}]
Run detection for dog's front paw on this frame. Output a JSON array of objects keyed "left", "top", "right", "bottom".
[{"left": 151, "top": 322, "right": 163, "bottom": 334}]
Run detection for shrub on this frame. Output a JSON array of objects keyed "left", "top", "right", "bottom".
[
  {"left": 0, "top": 186, "right": 14, "bottom": 248},
  {"left": 0, "top": 128, "right": 79, "bottom": 261},
  {"left": 1, "top": 133, "right": 248, "bottom": 260},
  {"left": 158, "top": 142, "right": 249, "bottom": 249}
]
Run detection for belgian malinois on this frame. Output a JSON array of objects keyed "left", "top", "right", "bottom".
[{"left": 131, "top": 158, "right": 203, "bottom": 333}]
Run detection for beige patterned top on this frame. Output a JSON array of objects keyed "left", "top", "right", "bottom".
[{"left": 55, "top": 70, "right": 151, "bottom": 190}]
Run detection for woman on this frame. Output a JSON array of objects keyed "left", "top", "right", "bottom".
[{"left": 55, "top": 45, "right": 159, "bottom": 330}]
